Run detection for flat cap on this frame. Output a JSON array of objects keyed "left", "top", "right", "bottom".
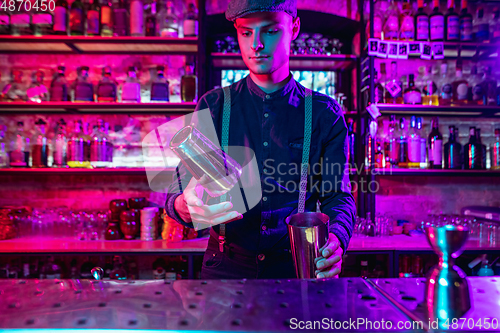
[{"left": 225, "top": 0, "right": 297, "bottom": 21}]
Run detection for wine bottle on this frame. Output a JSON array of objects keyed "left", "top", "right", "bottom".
[
  {"left": 444, "top": 125, "right": 462, "bottom": 169},
  {"left": 445, "top": 0, "right": 459, "bottom": 41},
  {"left": 464, "top": 127, "right": 482, "bottom": 170},
  {"left": 428, "top": 117, "right": 443, "bottom": 169}
]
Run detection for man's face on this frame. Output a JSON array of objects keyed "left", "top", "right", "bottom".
[{"left": 234, "top": 12, "right": 299, "bottom": 75}]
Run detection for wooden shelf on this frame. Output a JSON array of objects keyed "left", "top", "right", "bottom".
[
  {"left": 374, "top": 103, "right": 500, "bottom": 118},
  {"left": 0, "top": 36, "right": 198, "bottom": 54},
  {"left": 0, "top": 167, "right": 176, "bottom": 175},
  {"left": 0, "top": 102, "right": 196, "bottom": 114},
  {"left": 211, "top": 53, "right": 357, "bottom": 71},
  {"left": 372, "top": 168, "right": 500, "bottom": 177}
]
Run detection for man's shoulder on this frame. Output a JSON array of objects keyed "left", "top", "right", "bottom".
[{"left": 308, "top": 89, "right": 343, "bottom": 122}]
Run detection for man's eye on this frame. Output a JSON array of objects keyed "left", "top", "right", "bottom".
[
  {"left": 267, "top": 29, "right": 278, "bottom": 34},
  {"left": 241, "top": 31, "right": 251, "bottom": 37}
]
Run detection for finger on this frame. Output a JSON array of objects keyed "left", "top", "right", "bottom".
[
  {"left": 191, "top": 210, "right": 242, "bottom": 225},
  {"left": 316, "top": 266, "right": 341, "bottom": 279},
  {"left": 322, "top": 239, "right": 340, "bottom": 258},
  {"left": 315, "top": 255, "right": 342, "bottom": 271},
  {"left": 189, "top": 201, "right": 233, "bottom": 217},
  {"left": 185, "top": 194, "right": 203, "bottom": 207}
]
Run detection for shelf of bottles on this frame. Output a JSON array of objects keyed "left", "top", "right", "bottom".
[
  {"left": 0, "top": 102, "right": 197, "bottom": 113},
  {"left": 0, "top": 167, "right": 175, "bottom": 174}
]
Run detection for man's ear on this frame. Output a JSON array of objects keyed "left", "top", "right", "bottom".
[{"left": 291, "top": 16, "right": 300, "bottom": 40}]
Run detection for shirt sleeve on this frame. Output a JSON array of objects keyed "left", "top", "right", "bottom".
[{"left": 317, "top": 103, "right": 356, "bottom": 254}]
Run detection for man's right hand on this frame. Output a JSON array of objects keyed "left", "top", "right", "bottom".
[{"left": 174, "top": 177, "right": 243, "bottom": 226}]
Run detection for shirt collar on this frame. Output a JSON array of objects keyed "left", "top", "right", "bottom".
[{"left": 246, "top": 74, "right": 296, "bottom": 100}]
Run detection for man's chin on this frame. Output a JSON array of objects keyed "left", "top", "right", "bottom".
[{"left": 247, "top": 65, "right": 274, "bottom": 75}]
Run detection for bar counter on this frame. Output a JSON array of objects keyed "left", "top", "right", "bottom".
[{"left": 0, "top": 277, "right": 498, "bottom": 332}]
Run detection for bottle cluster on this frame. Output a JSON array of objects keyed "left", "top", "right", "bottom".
[{"left": 0, "top": 0, "right": 198, "bottom": 38}]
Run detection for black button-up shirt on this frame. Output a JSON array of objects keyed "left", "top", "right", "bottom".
[{"left": 165, "top": 75, "right": 356, "bottom": 255}]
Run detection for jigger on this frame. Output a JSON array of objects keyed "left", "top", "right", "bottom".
[
  {"left": 286, "top": 212, "right": 329, "bottom": 279},
  {"left": 91, "top": 267, "right": 104, "bottom": 280},
  {"left": 424, "top": 225, "right": 471, "bottom": 328}
]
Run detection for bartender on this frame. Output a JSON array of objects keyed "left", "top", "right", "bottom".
[{"left": 165, "top": 0, "right": 356, "bottom": 279}]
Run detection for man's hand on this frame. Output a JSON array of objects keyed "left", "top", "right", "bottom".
[
  {"left": 174, "top": 177, "right": 243, "bottom": 226},
  {"left": 314, "top": 233, "right": 343, "bottom": 279}
]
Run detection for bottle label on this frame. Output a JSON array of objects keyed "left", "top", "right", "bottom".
[
  {"left": 431, "top": 139, "right": 443, "bottom": 164},
  {"left": 400, "top": 15, "right": 414, "bottom": 39},
  {"left": 441, "top": 83, "right": 452, "bottom": 99},
  {"left": 416, "top": 16, "right": 429, "bottom": 40},
  {"left": 459, "top": 17, "right": 472, "bottom": 40},
  {"left": 32, "top": 13, "right": 53, "bottom": 25},
  {"left": 404, "top": 90, "right": 422, "bottom": 104},
  {"left": 473, "top": 84, "right": 484, "bottom": 101},
  {"left": 183, "top": 19, "right": 198, "bottom": 36},
  {"left": 53, "top": 7, "right": 67, "bottom": 32},
  {"left": 408, "top": 138, "right": 421, "bottom": 163},
  {"left": 0, "top": 14, "right": 9, "bottom": 25},
  {"left": 420, "top": 138, "right": 427, "bottom": 163},
  {"left": 386, "top": 80, "right": 402, "bottom": 97},
  {"left": 27, "top": 86, "right": 41, "bottom": 99},
  {"left": 121, "top": 83, "right": 141, "bottom": 102},
  {"left": 87, "top": 10, "right": 99, "bottom": 34},
  {"left": 476, "top": 24, "right": 489, "bottom": 40},
  {"left": 130, "top": 0, "right": 144, "bottom": 35},
  {"left": 101, "top": 6, "right": 112, "bottom": 26},
  {"left": 11, "top": 13, "right": 30, "bottom": 26},
  {"left": 9, "top": 150, "right": 26, "bottom": 167},
  {"left": 446, "top": 16, "right": 459, "bottom": 40},
  {"left": 385, "top": 15, "right": 399, "bottom": 39},
  {"left": 457, "top": 82, "right": 468, "bottom": 100},
  {"left": 430, "top": 15, "right": 444, "bottom": 40},
  {"left": 70, "top": 8, "right": 83, "bottom": 32},
  {"left": 423, "top": 81, "right": 437, "bottom": 95}
]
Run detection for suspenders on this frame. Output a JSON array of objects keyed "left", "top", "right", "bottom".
[{"left": 217, "top": 86, "right": 313, "bottom": 252}]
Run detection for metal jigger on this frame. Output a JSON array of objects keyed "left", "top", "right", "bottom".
[
  {"left": 424, "top": 225, "right": 471, "bottom": 328},
  {"left": 91, "top": 267, "right": 104, "bottom": 280},
  {"left": 286, "top": 212, "right": 329, "bottom": 279}
]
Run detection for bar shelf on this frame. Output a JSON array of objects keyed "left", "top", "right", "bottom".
[
  {"left": 0, "top": 167, "right": 175, "bottom": 175},
  {"left": 374, "top": 103, "right": 500, "bottom": 118},
  {"left": 0, "top": 36, "right": 198, "bottom": 54}
]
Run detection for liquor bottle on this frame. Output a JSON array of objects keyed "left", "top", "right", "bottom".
[
  {"left": 129, "top": 0, "right": 144, "bottom": 36},
  {"left": 399, "top": 0, "right": 414, "bottom": 40},
  {"left": 86, "top": 0, "right": 100, "bottom": 36},
  {"left": 104, "top": 122, "right": 113, "bottom": 166},
  {"left": 452, "top": 59, "right": 468, "bottom": 105},
  {"left": 10, "top": 4, "right": 31, "bottom": 35},
  {"left": 385, "top": 61, "right": 403, "bottom": 104},
  {"left": 121, "top": 66, "right": 141, "bottom": 102},
  {"left": 73, "top": 66, "right": 94, "bottom": 102},
  {"left": 50, "top": 66, "right": 69, "bottom": 102},
  {"left": 82, "top": 122, "right": 92, "bottom": 163},
  {"left": 374, "top": 138, "right": 384, "bottom": 168},
  {"left": 408, "top": 116, "right": 421, "bottom": 168},
  {"left": 384, "top": 0, "right": 399, "bottom": 40},
  {"left": 109, "top": 256, "right": 127, "bottom": 280},
  {"left": 69, "top": 0, "right": 85, "bottom": 35},
  {"left": 481, "top": 66, "right": 496, "bottom": 106},
  {"left": 415, "top": 0, "right": 429, "bottom": 41},
  {"left": 31, "top": 119, "right": 49, "bottom": 168},
  {"left": 53, "top": 119, "right": 67, "bottom": 167},
  {"left": 67, "top": 120, "right": 89, "bottom": 168},
  {"left": 53, "top": 0, "right": 69, "bottom": 35},
  {"left": 397, "top": 118, "right": 408, "bottom": 167},
  {"left": 430, "top": 0, "right": 444, "bottom": 41},
  {"left": 444, "top": 0, "right": 459, "bottom": 41},
  {"left": 90, "top": 120, "right": 112, "bottom": 167},
  {"left": 347, "top": 118, "right": 356, "bottom": 167},
  {"left": 428, "top": 117, "right": 443, "bottom": 169},
  {"left": 439, "top": 63, "right": 452, "bottom": 105},
  {"left": 145, "top": 0, "right": 157, "bottom": 36},
  {"left": 9, "top": 122, "right": 27, "bottom": 167},
  {"left": 152, "top": 257, "right": 167, "bottom": 279},
  {"left": 100, "top": 0, "right": 113, "bottom": 36},
  {"left": 422, "top": 66, "right": 438, "bottom": 105},
  {"left": 96, "top": 66, "right": 117, "bottom": 102},
  {"left": 444, "top": 125, "right": 462, "bottom": 169},
  {"left": 40, "top": 256, "right": 62, "bottom": 279},
  {"left": 27, "top": 70, "right": 49, "bottom": 103},
  {"left": 364, "top": 121, "right": 373, "bottom": 170},
  {"left": 2, "top": 69, "right": 27, "bottom": 102},
  {"left": 464, "top": 127, "right": 482, "bottom": 169},
  {"left": 181, "top": 62, "right": 197, "bottom": 102},
  {"left": 159, "top": 0, "right": 179, "bottom": 37},
  {"left": 374, "top": 70, "right": 384, "bottom": 104},
  {"left": 32, "top": 9, "right": 54, "bottom": 36},
  {"left": 0, "top": 128, "right": 8, "bottom": 167},
  {"left": 459, "top": 0, "right": 472, "bottom": 41},
  {"left": 183, "top": 2, "right": 198, "bottom": 37},
  {"left": 491, "top": 128, "right": 500, "bottom": 170},
  {"left": 417, "top": 117, "right": 427, "bottom": 167},
  {"left": 388, "top": 115, "right": 399, "bottom": 166},
  {"left": 473, "top": 7, "right": 489, "bottom": 42},
  {"left": 468, "top": 65, "right": 483, "bottom": 105},
  {"left": 0, "top": 10, "right": 9, "bottom": 35},
  {"left": 476, "top": 128, "right": 486, "bottom": 169},
  {"left": 368, "top": 0, "right": 386, "bottom": 39},
  {"left": 113, "top": 0, "right": 129, "bottom": 36},
  {"left": 491, "top": 10, "right": 500, "bottom": 43},
  {"left": 150, "top": 65, "right": 170, "bottom": 101},
  {"left": 403, "top": 74, "right": 422, "bottom": 104}
]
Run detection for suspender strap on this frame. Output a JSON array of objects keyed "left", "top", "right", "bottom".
[
  {"left": 298, "top": 89, "right": 313, "bottom": 213},
  {"left": 218, "top": 86, "right": 231, "bottom": 252}
]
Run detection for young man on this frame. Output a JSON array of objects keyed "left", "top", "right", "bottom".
[{"left": 164, "top": 0, "right": 356, "bottom": 279}]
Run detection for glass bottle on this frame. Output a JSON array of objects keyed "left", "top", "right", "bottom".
[
  {"left": 388, "top": 115, "right": 399, "bottom": 167},
  {"left": 67, "top": 120, "right": 88, "bottom": 168},
  {"left": 464, "top": 127, "right": 482, "bottom": 170},
  {"left": 183, "top": 2, "right": 198, "bottom": 37},
  {"left": 53, "top": 119, "right": 67, "bottom": 167},
  {"left": 53, "top": 0, "right": 69, "bottom": 35},
  {"left": 110, "top": 256, "right": 127, "bottom": 280},
  {"left": 150, "top": 65, "right": 170, "bottom": 101},
  {"left": 0, "top": 128, "right": 8, "bottom": 167},
  {"left": 347, "top": 118, "right": 356, "bottom": 167},
  {"left": 97, "top": 66, "right": 117, "bottom": 102},
  {"left": 439, "top": 63, "right": 452, "bottom": 105},
  {"left": 104, "top": 122, "right": 113, "bottom": 166},
  {"left": 27, "top": 70, "right": 49, "bottom": 103},
  {"left": 491, "top": 10, "right": 500, "bottom": 43},
  {"left": 417, "top": 117, "right": 427, "bottom": 168},
  {"left": 491, "top": 128, "right": 500, "bottom": 170},
  {"left": 129, "top": 0, "right": 144, "bottom": 36},
  {"left": 31, "top": 119, "right": 49, "bottom": 168},
  {"left": 0, "top": 10, "right": 10, "bottom": 35},
  {"left": 121, "top": 66, "right": 141, "bottom": 102},
  {"left": 82, "top": 122, "right": 92, "bottom": 163},
  {"left": 408, "top": 116, "right": 421, "bottom": 168},
  {"left": 9, "top": 122, "right": 27, "bottom": 167},
  {"left": 159, "top": 0, "right": 178, "bottom": 37},
  {"left": 50, "top": 66, "right": 69, "bottom": 102},
  {"left": 452, "top": 59, "right": 468, "bottom": 105},
  {"left": 90, "top": 120, "right": 112, "bottom": 167},
  {"left": 459, "top": 0, "right": 472, "bottom": 41},
  {"left": 403, "top": 74, "right": 422, "bottom": 104},
  {"left": 385, "top": 61, "right": 403, "bottom": 104},
  {"left": 481, "top": 66, "right": 496, "bottom": 106},
  {"left": 86, "top": 0, "right": 100, "bottom": 36},
  {"left": 444, "top": 125, "right": 462, "bottom": 169},
  {"left": 180, "top": 62, "right": 197, "bottom": 102},
  {"left": 444, "top": 0, "right": 459, "bottom": 41},
  {"left": 364, "top": 122, "right": 373, "bottom": 171},
  {"left": 397, "top": 117, "right": 408, "bottom": 167},
  {"left": 369, "top": 0, "right": 386, "bottom": 39},
  {"left": 1, "top": 69, "right": 27, "bottom": 102},
  {"left": 430, "top": 0, "right": 444, "bottom": 41},
  {"left": 113, "top": 0, "right": 129, "bottom": 36},
  {"left": 145, "top": 0, "right": 157, "bottom": 36},
  {"left": 468, "top": 65, "right": 483, "bottom": 105},
  {"left": 415, "top": 0, "right": 429, "bottom": 41},
  {"left": 32, "top": 8, "right": 54, "bottom": 36},
  {"left": 40, "top": 256, "right": 62, "bottom": 279},
  {"left": 73, "top": 66, "right": 94, "bottom": 102},
  {"left": 400, "top": 0, "right": 414, "bottom": 40},
  {"left": 428, "top": 117, "right": 443, "bottom": 169},
  {"left": 69, "top": 0, "right": 84, "bottom": 35},
  {"left": 473, "top": 7, "right": 489, "bottom": 42},
  {"left": 10, "top": 3, "right": 32, "bottom": 35},
  {"left": 476, "top": 128, "right": 486, "bottom": 169},
  {"left": 422, "top": 66, "right": 438, "bottom": 105},
  {"left": 100, "top": 0, "right": 113, "bottom": 36},
  {"left": 384, "top": 0, "right": 399, "bottom": 40}
]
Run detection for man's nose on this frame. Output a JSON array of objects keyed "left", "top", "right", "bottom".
[{"left": 251, "top": 32, "right": 264, "bottom": 52}]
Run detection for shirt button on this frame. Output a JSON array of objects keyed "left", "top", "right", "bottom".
[
  {"left": 265, "top": 95, "right": 270, "bottom": 99},
  {"left": 263, "top": 168, "right": 268, "bottom": 173},
  {"left": 263, "top": 141, "right": 268, "bottom": 147},
  {"left": 263, "top": 196, "right": 267, "bottom": 202},
  {"left": 264, "top": 113, "right": 269, "bottom": 118},
  {"left": 261, "top": 225, "right": 267, "bottom": 231},
  {"left": 258, "top": 254, "right": 265, "bottom": 261}
]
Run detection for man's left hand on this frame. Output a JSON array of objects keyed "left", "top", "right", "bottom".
[{"left": 314, "top": 233, "right": 343, "bottom": 279}]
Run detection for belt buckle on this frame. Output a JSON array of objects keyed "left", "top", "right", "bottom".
[{"left": 218, "top": 235, "right": 225, "bottom": 253}]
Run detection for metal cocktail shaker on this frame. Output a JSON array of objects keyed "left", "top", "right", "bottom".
[{"left": 286, "top": 212, "right": 329, "bottom": 279}]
